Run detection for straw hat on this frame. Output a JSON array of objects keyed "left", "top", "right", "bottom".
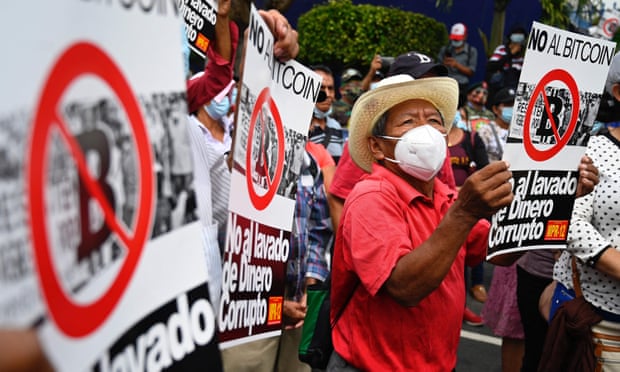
[{"left": 348, "top": 74, "right": 458, "bottom": 172}]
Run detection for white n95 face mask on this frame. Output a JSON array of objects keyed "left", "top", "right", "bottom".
[{"left": 379, "top": 125, "right": 447, "bottom": 181}]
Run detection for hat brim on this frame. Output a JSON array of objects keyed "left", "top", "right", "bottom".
[
  {"left": 450, "top": 34, "right": 466, "bottom": 41},
  {"left": 348, "top": 77, "right": 458, "bottom": 173}
]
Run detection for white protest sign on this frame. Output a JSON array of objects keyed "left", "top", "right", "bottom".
[
  {"left": 487, "top": 22, "right": 616, "bottom": 258},
  {"left": 0, "top": 2, "right": 222, "bottom": 370},
  {"left": 591, "top": 9, "right": 620, "bottom": 40},
  {"left": 217, "top": 4, "right": 321, "bottom": 349}
]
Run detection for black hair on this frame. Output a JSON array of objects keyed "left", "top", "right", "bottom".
[
  {"left": 372, "top": 113, "right": 389, "bottom": 137},
  {"left": 310, "top": 64, "right": 333, "bottom": 76},
  {"left": 595, "top": 90, "right": 620, "bottom": 122},
  {"left": 508, "top": 25, "right": 527, "bottom": 36}
]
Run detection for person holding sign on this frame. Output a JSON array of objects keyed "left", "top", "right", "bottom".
[
  {"left": 542, "top": 52, "right": 620, "bottom": 371},
  {"left": 489, "top": 164, "right": 600, "bottom": 372},
  {"left": 328, "top": 74, "right": 514, "bottom": 370},
  {"left": 186, "top": 0, "right": 240, "bottom": 257},
  {"left": 184, "top": 2, "right": 302, "bottom": 371}
]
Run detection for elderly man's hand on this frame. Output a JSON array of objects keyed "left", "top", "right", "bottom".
[
  {"left": 455, "top": 161, "right": 514, "bottom": 221},
  {"left": 576, "top": 155, "right": 599, "bottom": 198},
  {"left": 258, "top": 9, "right": 299, "bottom": 62}
]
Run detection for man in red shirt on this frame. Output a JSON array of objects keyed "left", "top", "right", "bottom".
[
  {"left": 328, "top": 74, "right": 514, "bottom": 371},
  {"left": 328, "top": 51, "right": 455, "bottom": 230}
]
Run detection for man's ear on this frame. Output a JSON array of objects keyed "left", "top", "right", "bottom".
[
  {"left": 491, "top": 104, "right": 500, "bottom": 118},
  {"left": 612, "top": 83, "right": 620, "bottom": 102},
  {"left": 368, "top": 136, "right": 385, "bottom": 161}
]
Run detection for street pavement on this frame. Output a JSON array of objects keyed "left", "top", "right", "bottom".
[{"left": 457, "top": 261, "right": 504, "bottom": 372}]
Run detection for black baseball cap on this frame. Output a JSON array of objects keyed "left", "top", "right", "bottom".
[
  {"left": 467, "top": 81, "right": 489, "bottom": 94},
  {"left": 492, "top": 87, "right": 516, "bottom": 106},
  {"left": 387, "top": 51, "right": 448, "bottom": 78}
]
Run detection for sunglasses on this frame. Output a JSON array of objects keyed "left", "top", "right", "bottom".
[{"left": 473, "top": 88, "right": 488, "bottom": 96}]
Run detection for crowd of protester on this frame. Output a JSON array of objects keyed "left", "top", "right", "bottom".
[
  {"left": 2, "top": 6, "right": 619, "bottom": 372},
  {"left": 181, "top": 14, "right": 616, "bottom": 371}
]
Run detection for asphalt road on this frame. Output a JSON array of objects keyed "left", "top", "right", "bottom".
[{"left": 457, "top": 261, "right": 504, "bottom": 372}]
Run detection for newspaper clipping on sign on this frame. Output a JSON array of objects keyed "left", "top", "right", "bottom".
[
  {"left": 0, "top": 2, "right": 223, "bottom": 371},
  {"left": 487, "top": 22, "right": 616, "bottom": 259},
  {"left": 218, "top": 4, "right": 321, "bottom": 348}
]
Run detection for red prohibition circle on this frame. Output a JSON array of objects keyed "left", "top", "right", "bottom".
[
  {"left": 603, "top": 17, "right": 619, "bottom": 37},
  {"left": 27, "top": 42, "right": 154, "bottom": 337},
  {"left": 523, "top": 69, "right": 580, "bottom": 162},
  {"left": 245, "top": 88, "right": 285, "bottom": 210}
]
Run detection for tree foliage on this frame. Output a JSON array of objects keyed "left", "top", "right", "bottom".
[
  {"left": 540, "top": 0, "right": 571, "bottom": 28},
  {"left": 296, "top": 0, "right": 447, "bottom": 69}
]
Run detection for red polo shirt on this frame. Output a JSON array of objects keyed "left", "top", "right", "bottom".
[{"left": 331, "top": 164, "right": 483, "bottom": 371}]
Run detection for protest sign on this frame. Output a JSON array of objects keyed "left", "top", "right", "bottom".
[
  {"left": 217, "top": 4, "right": 321, "bottom": 348},
  {"left": 589, "top": 9, "right": 620, "bottom": 40},
  {"left": 178, "top": 0, "right": 217, "bottom": 60},
  {"left": 0, "top": 2, "right": 222, "bottom": 370},
  {"left": 487, "top": 22, "right": 616, "bottom": 259}
]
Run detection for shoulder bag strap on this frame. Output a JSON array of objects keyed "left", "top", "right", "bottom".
[
  {"left": 571, "top": 255, "right": 583, "bottom": 297},
  {"left": 330, "top": 280, "right": 359, "bottom": 329}
]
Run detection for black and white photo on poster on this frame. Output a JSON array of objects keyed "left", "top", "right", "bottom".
[
  {"left": 232, "top": 83, "right": 306, "bottom": 201},
  {"left": 0, "top": 89, "right": 197, "bottom": 326},
  {"left": 508, "top": 81, "right": 601, "bottom": 146},
  {"left": 0, "top": 109, "right": 43, "bottom": 327}
]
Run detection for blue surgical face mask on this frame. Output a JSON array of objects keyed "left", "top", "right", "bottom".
[
  {"left": 205, "top": 96, "right": 231, "bottom": 120},
  {"left": 453, "top": 110, "right": 467, "bottom": 130},
  {"left": 510, "top": 33, "right": 525, "bottom": 44},
  {"left": 591, "top": 121, "right": 606, "bottom": 134},
  {"left": 230, "top": 87, "right": 238, "bottom": 106},
  {"left": 313, "top": 106, "right": 332, "bottom": 119},
  {"left": 501, "top": 106, "right": 513, "bottom": 124},
  {"left": 450, "top": 40, "right": 464, "bottom": 48}
]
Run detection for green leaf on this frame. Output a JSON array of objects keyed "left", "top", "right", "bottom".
[{"left": 298, "top": 0, "right": 448, "bottom": 70}]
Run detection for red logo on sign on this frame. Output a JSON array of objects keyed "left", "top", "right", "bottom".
[
  {"left": 195, "top": 34, "right": 210, "bottom": 53},
  {"left": 27, "top": 42, "right": 155, "bottom": 337},
  {"left": 544, "top": 220, "right": 569, "bottom": 240},
  {"left": 523, "top": 69, "right": 580, "bottom": 162},
  {"left": 603, "top": 17, "right": 619, "bottom": 38},
  {"left": 267, "top": 296, "right": 283, "bottom": 325},
  {"left": 245, "top": 88, "right": 285, "bottom": 210}
]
